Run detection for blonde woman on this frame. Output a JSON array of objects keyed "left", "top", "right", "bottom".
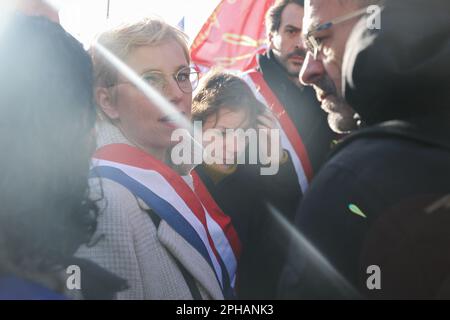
[{"left": 77, "top": 18, "right": 240, "bottom": 300}]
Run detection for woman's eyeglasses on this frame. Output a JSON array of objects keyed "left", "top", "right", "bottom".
[
  {"left": 141, "top": 66, "right": 200, "bottom": 94},
  {"left": 112, "top": 66, "right": 200, "bottom": 94}
]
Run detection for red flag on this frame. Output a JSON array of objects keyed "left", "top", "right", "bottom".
[{"left": 191, "top": 0, "right": 275, "bottom": 71}]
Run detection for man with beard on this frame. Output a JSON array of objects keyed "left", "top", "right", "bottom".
[
  {"left": 245, "top": 0, "right": 335, "bottom": 196},
  {"left": 279, "top": 0, "right": 450, "bottom": 299}
]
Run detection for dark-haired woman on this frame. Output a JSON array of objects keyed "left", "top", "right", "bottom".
[{"left": 193, "top": 71, "right": 301, "bottom": 299}]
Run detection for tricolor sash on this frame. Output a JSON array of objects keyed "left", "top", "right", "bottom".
[
  {"left": 90, "top": 143, "right": 241, "bottom": 299},
  {"left": 243, "top": 70, "right": 314, "bottom": 193}
]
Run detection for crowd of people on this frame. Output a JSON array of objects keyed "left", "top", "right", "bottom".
[{"left": 0, "top": 0, "right": 449, "bottom": 300}]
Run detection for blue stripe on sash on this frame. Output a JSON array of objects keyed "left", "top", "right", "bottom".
[{"left": 90, "top": 166, "right": 235, "bottom": 299}]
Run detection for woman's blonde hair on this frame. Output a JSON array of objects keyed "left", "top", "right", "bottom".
[{"left": 91, "top": 17, "right": 190, "bottom": 88}]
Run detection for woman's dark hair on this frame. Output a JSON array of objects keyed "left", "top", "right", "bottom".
[
  {"left": 192, "top": 71, "right": 265, "bottom": 127},
  {"left": 0, "top": 15, "right": 98, "bottom": 283}
]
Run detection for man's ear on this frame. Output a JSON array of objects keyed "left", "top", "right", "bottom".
[
  {"left": 96, "top": 87, "right": 120, "bottom": 120},
  {"left": 268, "top": 32, "right": 275, "bottom": 50}
]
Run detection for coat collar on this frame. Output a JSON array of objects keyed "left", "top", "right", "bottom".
[{"left": 95, "top": 119, "right": 132, "bottom": 150}]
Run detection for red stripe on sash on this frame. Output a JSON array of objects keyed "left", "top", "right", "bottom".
[
  {"left": 192, "top": 171, "right": 242, "bottom": 260},
  {"left": 247, "top": 71, "right": 314, "bottom": 182}
]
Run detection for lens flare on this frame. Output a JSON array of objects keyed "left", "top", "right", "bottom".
[{"left": 267, "top": 203, "right": 362, "bottom": 299}]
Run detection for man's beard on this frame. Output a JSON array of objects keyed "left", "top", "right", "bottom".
[
  {"left": 322, "top": 97, "right": 359, "bottom": 133},
  {"left": 313, "top": 74, "right": 359, "bottom": 134},
  {"left": 278, "top": 48, "right": 306, "bottom": 77}
]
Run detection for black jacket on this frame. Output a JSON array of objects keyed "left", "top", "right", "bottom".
[
  {"left": 279, "top": 0, "right": 450, "bottom": 299},
  {"left": 195, "top": 152, "right": 301, "bottom": 299},
  {"left": 258, "top": 50, "right": 335, "bottom": 174},
  {"left": 280, "top": 121, "right": 450, "bottom": 299}
]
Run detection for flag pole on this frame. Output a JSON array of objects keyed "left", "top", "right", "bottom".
[{"left": 106, "top": 0, "right": 110, "bottom": 20}]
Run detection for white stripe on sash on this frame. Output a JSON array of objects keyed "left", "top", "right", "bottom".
[{"left": 203, "top": 206, "right": 237, "bottom": 287}]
